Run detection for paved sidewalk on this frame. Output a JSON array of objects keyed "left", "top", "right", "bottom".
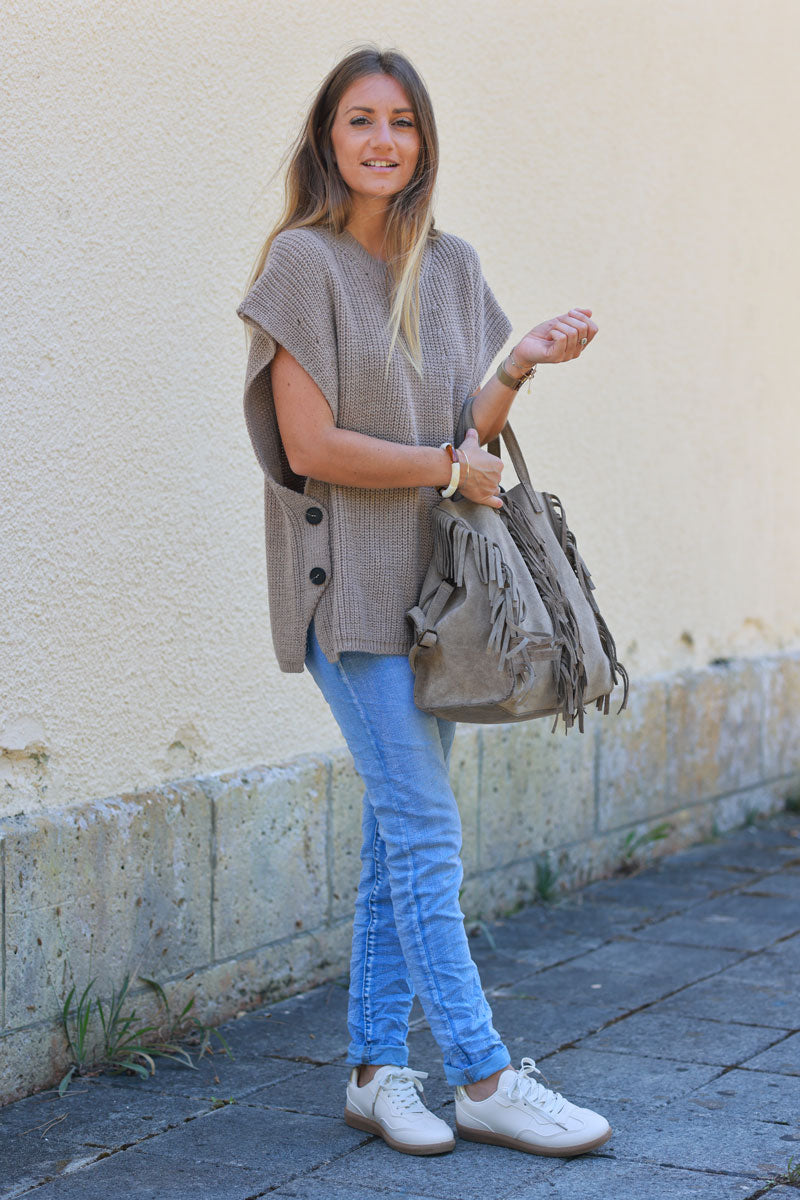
[{"left": 2, "top": 809, "right": 799, "bottom": 1200}]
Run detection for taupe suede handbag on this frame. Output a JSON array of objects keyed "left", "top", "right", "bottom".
[{"left": 406, "top": 423, "right": 629, "bottom": 731}]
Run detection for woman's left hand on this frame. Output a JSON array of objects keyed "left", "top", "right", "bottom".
[{"left": 514, "top": 308, "right": 598, "bottom": 368}]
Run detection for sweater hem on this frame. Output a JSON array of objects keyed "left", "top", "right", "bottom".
[
  {"left": 327, "top": 637, "right": 412, "bottom": 658},
  {"left": 276, "top": 636, "right": 412, "bottom": 675}
]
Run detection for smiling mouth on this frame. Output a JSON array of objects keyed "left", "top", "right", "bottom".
[{"left": 361, "top": 160, "right": 399, "bottom": 169}]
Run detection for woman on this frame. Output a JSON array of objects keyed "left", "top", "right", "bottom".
[{"left": 237, "top": 44, "right": 611, "bottom": 1159}]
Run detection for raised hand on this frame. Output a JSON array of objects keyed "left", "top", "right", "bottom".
[{"left": 514, "top": 307, "right": 598, "bottom": 368}]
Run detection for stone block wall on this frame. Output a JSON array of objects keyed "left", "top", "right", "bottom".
[{"left": 1, "top": 652, "right": 798, "bottom": 1105}]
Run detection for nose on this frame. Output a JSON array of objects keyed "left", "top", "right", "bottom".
[{"left": 369, "top": 118, "right": 396, "bottom": 152}]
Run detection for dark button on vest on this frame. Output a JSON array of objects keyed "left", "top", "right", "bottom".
[
  {"left": 305, "top": 506, "right": 323, "bottom": 525},
  {"left": 309, "top": 567, "right": 326, "bottom": 585}
]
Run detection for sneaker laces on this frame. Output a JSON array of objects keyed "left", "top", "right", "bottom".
[
  {"left": 505, "top": 1057, "right": 568, "bottom": 1128},
  {"left": 377, "top": 1066, "right": 429, "bottom": 1114}
]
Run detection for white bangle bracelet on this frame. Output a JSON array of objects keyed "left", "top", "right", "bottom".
[{"left": 438, "top": 442, "right": 461, "bottom": 498}]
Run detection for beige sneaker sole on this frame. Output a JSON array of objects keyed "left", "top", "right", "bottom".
[
  {"left": 456, "top": 1120, "right": 613, "bottom": 1157},
  {"left": 345, "top": 1106, "right": 456, "bottom": 1155}
]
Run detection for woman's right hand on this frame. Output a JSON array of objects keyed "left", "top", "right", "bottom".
[{"left": 454, "top": 427, "right": 504, "bottom": 509}]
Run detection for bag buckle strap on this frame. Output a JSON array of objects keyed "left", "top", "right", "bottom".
[{"left": 407, "top": 578, "right": 456, "bottom": 653}]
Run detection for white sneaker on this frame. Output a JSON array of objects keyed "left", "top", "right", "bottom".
[
  {"left": 454, "top": 1056, "right": 612, "bottom": 1157},
  {"left": 345, "top": 1064, "right": 455, "bottom": 1155}
]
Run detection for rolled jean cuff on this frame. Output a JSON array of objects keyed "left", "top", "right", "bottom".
[
  {"left": 347, "top": 1042, "right": 409, "bottom": 1068},
  {"left": 444, "top": 1044, "right": 512, "bottom": 1087}
]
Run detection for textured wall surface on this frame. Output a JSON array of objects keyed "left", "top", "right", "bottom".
[
  {"left": 2, "top": 653, "right": 798, "bottom": 1105},
  {"left": 3, "top": 3, "right": 799, "bottom": 817}
]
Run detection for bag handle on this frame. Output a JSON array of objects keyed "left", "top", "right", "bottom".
[{"left": 487, "top": 422, "right": 543, "bottom": 512}]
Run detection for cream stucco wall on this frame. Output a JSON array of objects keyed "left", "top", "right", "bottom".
[{"left": 3, "top": 2, "right": 799, "bottom": 816}]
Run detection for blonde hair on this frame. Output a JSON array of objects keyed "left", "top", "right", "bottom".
[{"left": 241, "top": 44, "right": 440, "bottom": 379}]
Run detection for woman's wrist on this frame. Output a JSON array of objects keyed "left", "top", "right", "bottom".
[
  {"left": 496, "top": 346, "right": 538, "bottom": 392},
  {"left": 431, "top": 444, "right": 455, "bottom": 488},
  {"left": 507, "top": 344, "right": 536, "bottom": 375},
  {"left": 438, "top": 442, "right": 461, "bottom": 497}
]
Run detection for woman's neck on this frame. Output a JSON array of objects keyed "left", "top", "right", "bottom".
[{"left": 344, "top": 201, "right": 390, "bottom": 261}]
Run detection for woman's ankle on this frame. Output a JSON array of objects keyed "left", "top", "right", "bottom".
[
  {"left": 357, "top": 1063, "right": 380, "bottom": 1087},
  {"left": 464, "top": 1062, "right": 511, "bottom": 1101}
]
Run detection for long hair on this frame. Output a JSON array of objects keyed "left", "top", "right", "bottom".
[{"left": 241, "top": 44, "right": 440, "bottom": 378}]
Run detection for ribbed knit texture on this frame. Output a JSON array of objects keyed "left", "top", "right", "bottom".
[{"left": 236, "top": 224, "right": 513, "bottom": 672}]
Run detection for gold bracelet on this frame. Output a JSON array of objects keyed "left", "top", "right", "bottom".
[
  {"left": 458, "top": 448, "right": 470, "bottom": 480},
  {"left": 496, "top": 352, "right": 538, "bottom": 392}
]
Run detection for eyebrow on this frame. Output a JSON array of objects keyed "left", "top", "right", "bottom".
[{"left": 345, "top": 106, "right": 414, "bottom": 114}]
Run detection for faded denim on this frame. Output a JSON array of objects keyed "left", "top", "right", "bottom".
[{"left": 304, "top": 616, "right": 511, "bottom": 1087}]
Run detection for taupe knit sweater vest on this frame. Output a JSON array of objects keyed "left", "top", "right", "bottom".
[{"left": 237, "top": 225, "right": 512, "bottom": 672}]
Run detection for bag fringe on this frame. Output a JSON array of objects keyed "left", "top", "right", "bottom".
[
  {"left": 541, "top": 492, "right": 630, "bottom": 721},
  {"left": 499, "top": 492, "right": 589, "bottom": 732},
  {"left": 431, "top": 509, "right": 554, "bottom": 704}
]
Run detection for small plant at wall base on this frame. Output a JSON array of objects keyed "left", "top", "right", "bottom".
[
  {"left": 534, "top": 855, "right": 559, "bottom": 903},
  {"left": 58, "top": 971, "right": 232, "bottom": 1096},
  {"left": 615, "top": 822, "right": 673, "bottom": 876}
]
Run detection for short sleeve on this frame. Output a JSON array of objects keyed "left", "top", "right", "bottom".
[
  {"left": 455, "top": 239, "right": 514, "bottom": 443},
  {"left": 236, "top": 229, "right": 339, "bottom": 424},
  {"left": 472, "top": 250, "right": 514, "bottom": 387}
]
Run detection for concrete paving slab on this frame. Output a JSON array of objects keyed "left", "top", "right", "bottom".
[
  {"left": 573, "top": 1007, "right": 784, "bottom": 1066},
  {"left": 482, "top": 992, "right": 627, "bottom": 1059},
  {"left": 0, "top": 1150, "right": 271, "bottom": 1200},
  {"left": 720, "top": 933, "right": 800, "bottom": 981},
  {"left": 633, "top": 891, "right": 800, "bottom": 952},
  {"left": 244, "top": 1061, "right": 360, "bottom": 1121},
  {"left": 740, "top": 869, "right": 800, "bottom": 900},
  {"left": 673, "top": 839, "right": 800, "bottom": 874},
  {"left": 589, "top": 1096, "right": 798, "bottom": 1178},
  {"left": 716, "top": 957, "right": 800, "bottom": 998},
  {"left": 125, "top": 1104, "right": 370, "bottom": 1184},
  {"left": 766, "top": 931, "right": 800, "bottom": 969},
  {"left": 0, "top": 1085, "right": 204, "bottom": 1193},
  {"left": 656, "top": 823, "right": 799, "bottom": 867},
  {"left": 486, "top": 933, "right": 608, "bottom": 971},
  {"left": 561, "top": 936, "right": 744, "bottom": 984},
  {"left": 506, "top": 959, "right": 689, "bottom": 1013},
  {"left": 514, "top": 897, "right": 661, "bottom": 938},
  {"left": 87, "top": 1046, "right": 317, "bottom": 1100},
  {"left": 700, "top": 892, "right": 800, "bottom": 928},
  {"left": 534, "top": 1047, "right": 724, "bottom": 1107},
  {"left": 507, "top": 1155, "right": 760, "bottom": 1199},
  {"left": 681, "top": 1067, "right": 800, "bottom": 1123},
  {"left": 269, "top": 1182, "right": 441, "bottom": 1200},
  {"left": 466, "top": 921, "right": 605, "bottom": 968},
  {"left": 635, "top": 855, "right": 765, "bottom": 886},
  {"left": 741, "top": 1031, "right": 800, "bottom": 1075},
  {"left": 576, "top": 867, "right": 747, "bottom": 910},
  {"left": 208, "top": 981, "right": 352, "bottom": 1064},
  {"left": 297, "top": 1132, "right": 559, "bottom": 1199},
  {"left": 453, "top": 949, "right": 536, "bottom": 993},
  {"left": 654, "top": 973, "right": 797, "bottom": 1029}
]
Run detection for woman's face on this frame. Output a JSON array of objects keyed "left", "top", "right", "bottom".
[{"left": 330, "top": 73, "right": 421, "bottom": 205}]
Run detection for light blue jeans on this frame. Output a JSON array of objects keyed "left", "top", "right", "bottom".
[{"left": 304, "top": 616, "right": 512, "bottom": 1087}]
